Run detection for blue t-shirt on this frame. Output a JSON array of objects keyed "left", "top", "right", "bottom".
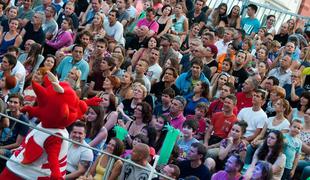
[
  {"left": 184, "top": 94, "right": 209, "bottom": 115},
  {"left": 56, "top": 56, "right": 89, "bottom": 81},
  {"left": 177, "top": 137, "right": 199, "bottom": 158},
  {"left": 241, "top": 17, "right": 260, "bottom": 35},
  {"left": 283, "top": 133, "right": 302, "bottom": 169}
]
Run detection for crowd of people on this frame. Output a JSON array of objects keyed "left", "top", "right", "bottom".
[{"left": 0, "top": 0, "right": 309, "bottom": 179}]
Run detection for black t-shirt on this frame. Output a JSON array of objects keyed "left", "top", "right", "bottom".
[
  {"left": 125, "top": 35, "right": 148, "bottom": 50},
  {"left": 4, "top": 113, "right": 29, "bottom": 145},
  {"left": 0, "top": 19, "right": 9, "bottom": 33},
  {"left": 178, "top": 160, "right": 211, "bottom": 180},
  {"left": 232, "top": 68, "right": 249, "bottom": 92},
  {"left": 186, "top": 10, "right": 207, "bottom": 27},
  {"left": 274, "top": 33, "right": 289, "bottom": 47},
  {"left": 20, "top": 22, "right": 45, "bottom": 50},
  {"left": 88, "top": 71, "right": 105, "bottom": 92},
  {"left": 56, "top": 12, "right": 79, "bottom": 30},
  {"left": 151, "top": 81, "right": 180, "bottom": 100}
]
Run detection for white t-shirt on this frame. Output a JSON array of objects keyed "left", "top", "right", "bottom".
[
  {"left": 266, "top": 117, "right": 290, "bottom": 131},
  {"left": 66, "top": 140, "right": 94, "bottom": 173},
  {"left": 104, "top": 20, "right": 125, "bottom": 46},
  {"left": 146, "top": 63, "right": 162, "bottom": 84},
  {"left": 237, "top": 107, "right": 267, "bottom": 138},
  {"left": 11, "top": 61, "right": 26, "bottom": 93}
]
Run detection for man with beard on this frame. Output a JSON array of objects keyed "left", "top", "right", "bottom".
[
  {"left": 146, "top": 47, "right": 162, "bottom": 85},
  {"left": 205, "top": 95, "right": 238, "bottom": 146},
  {"left": 232, "top": 50, "right": 249, "bottom": 92},
  {"left": 66, "top": 121, "right": 93, "bottom": 179},
  {"left": 211, "top": 154, "right": 244, "bottom": 179}
]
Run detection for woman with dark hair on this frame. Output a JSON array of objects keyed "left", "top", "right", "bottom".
[
  {"left": 141, "top": 126, "right": 157, "bottom": 147},
  {"left": 210, "top": 72, "right": 231, "bottom": 100},
  {"left": 288, "top": 91, "right": 310, "bottom": 124},
  {"left": 245, "top": 130, "right": 286, "bottom": 179},
  {"left": 116, "top": 72, "right": 134, "bottom": 102},
  {"left": 22, "top": 43, "right": 44, "bottom": 86},
  {"left": 0, "top": 18, "right": 22, "bottom": 59},
  {"left": 96, "top": 92, "right": 118, "bottom": 144},
  {"left": 118, "top": 102, "right": 153, "bottom": 146},
  {"left": 88, "top": 57, "right": 117, "bottom": 97},
  {"left": 255, "top": 48, "right": 272, "bottom": 67},
  {"left": 43, "top": 17, "right": 74, "bottom": 56},
  {"left": 164, "top": 58, "right": 180, "bottom": 70},
  {"left": 153, "top": 114, "right": 171, "bottom": 153},
  {"left": 184, "top": 81, "right": 209, "bottom": 115},
  {"left": 206, "top": 3, "right": 227, "bottom": 28},
  {"left": 251, "top": 161, "right": 273, "bottom": 180},
  {"left": 151, "top": 67, "right": 179, "bottom": 101},
  {"left": 85, "top": 106, "right": 107, "bottom": 157},
  {"left": 180, "top": 23, "right": 200, "bottom": 54},
  {"left": 156, "top": 4, "right": 173, "bottom": 38},
  {"left": 131, "top": 36, "right": 159, "bottom": 68},
  {"left": 39, "top": 55, "right": 57, "bottom": 74},
  {"left": 170, "top": 3, "right": 188, "bottom": 43},
  {"left": 257, "top": 61, "right": 269, "bottom": 85},
  {"left": 209, "top": 121, "right": 248, "bottom": 171},
  {"left": 220, "top": 5, "right": 241, "bottom": 29},
  {"left": 89, "top": 138, "right": 125, "bottom": 180}
]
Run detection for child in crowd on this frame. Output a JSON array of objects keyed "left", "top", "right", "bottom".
[
  {"left": 185, "top": 102, "right": 209, "bottom": 141},
  {"left": 282, "top": 119, "right": 303, "bottom": 179},
  {"left": 153, "top": 87, "right": 175, "bottom": 116},
  {"left": 177, "top": 120, "right": 199, "bottom": 160}
]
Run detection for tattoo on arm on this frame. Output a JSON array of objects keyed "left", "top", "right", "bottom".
[{"left": 80, "top": 160, "right": 91, "bottom": 169}]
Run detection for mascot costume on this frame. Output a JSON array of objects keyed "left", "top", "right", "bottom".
[{"left": 0, "top": 72, "right": 101, "bottom": 180}]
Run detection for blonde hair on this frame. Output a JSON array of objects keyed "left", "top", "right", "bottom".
[
  {"left": 69, "top": 67, "right": 82, "bottom": 89},
  {"left": 133, "top": 82, "right": 147, "bottom": 98}
]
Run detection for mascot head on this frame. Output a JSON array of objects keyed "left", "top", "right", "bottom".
[{"left": 24, "top": 72, "right": 88, "bottom": 129}]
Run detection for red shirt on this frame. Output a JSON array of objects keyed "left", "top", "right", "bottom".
[
  {"left": 211, "top": 112, "right": 238, "bottom": 139},
  {"left": 208, "top": 99, "right": 238, "bottom": 117},
  {"left": 236, "top": 92, "right": 253, "bottom": 113},
  {"left": 185, "top": 115, "right": 206, "bottom": 134}
]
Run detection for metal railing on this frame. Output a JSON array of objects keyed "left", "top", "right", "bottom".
[
  {"left": 206, "top": 0, "right": 310, "bottom": 32},
  {"left": 0, "top": 113, "right": 174, "bottom": 180}
]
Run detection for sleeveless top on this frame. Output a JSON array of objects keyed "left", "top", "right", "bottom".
[
  {"left": 0, "top": 32, "right": 18, "bottom": 56},
  {"left": 171, "top": 14, "right": 186, "bottom": 33},
  {"left": 94, "top": 155, "right": 106, "bottom": 180},
  {"left": 157, "top": 20, "right": 167, "bottom": 35},
  {"left": 292, "top": 108, "right": 305, "bottom": 124}
]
